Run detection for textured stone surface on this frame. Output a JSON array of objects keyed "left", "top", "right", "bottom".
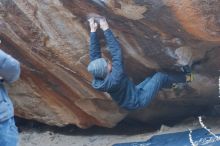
[{"left": 0, "top": 0, "right": 219, "bottom": 128}]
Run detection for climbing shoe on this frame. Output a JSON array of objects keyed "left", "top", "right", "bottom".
[
  {"left": 181, "top": 65, "right": 194, "bottom": 83},
  {"left": 186, "top": 73, "right": 194, "bottom": 83},
  {"left": 181, "top": 65, "right": 191, "bottom": 74}
]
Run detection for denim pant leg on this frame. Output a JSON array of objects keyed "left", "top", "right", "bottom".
[
  {"left": 0, "top": 117, "right": 19, "bottom": 146},
  {"left": 136, "top": 77, "right": 151, "bottom": 89},
  {"left": 137, "top": 72, "right": 186, "bottom": 108}
]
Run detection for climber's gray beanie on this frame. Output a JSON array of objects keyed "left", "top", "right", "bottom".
[{"left": 87, "top": 58, "right": 108, "bottom": 79}]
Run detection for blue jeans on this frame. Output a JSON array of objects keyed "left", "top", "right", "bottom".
[
  {"left": 0, "top": 118, "right": 19, "bottom": 146},
  {"left": 135, "top": 72, "right": 186, "bottom": 108}
]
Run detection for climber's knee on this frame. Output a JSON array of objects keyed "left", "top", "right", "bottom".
[{"left": 153, "top": 72, "right": 168, "bottom": 80}]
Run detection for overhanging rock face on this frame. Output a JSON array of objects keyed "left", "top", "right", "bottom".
[{"left": 0, "top": 0, "right": 219, "bottom": 128}]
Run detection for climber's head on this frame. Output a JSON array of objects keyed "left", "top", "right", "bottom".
[{"left": 87, "top": 58, "right": 112, "bottom": 79}]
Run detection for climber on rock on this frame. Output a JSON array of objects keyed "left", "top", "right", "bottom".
[
  {"left": 0, "top": 42, "right": 20, "bottom": 146},
  {"left": 87, "top": 17, "right": 193, "bottom": 110}
]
